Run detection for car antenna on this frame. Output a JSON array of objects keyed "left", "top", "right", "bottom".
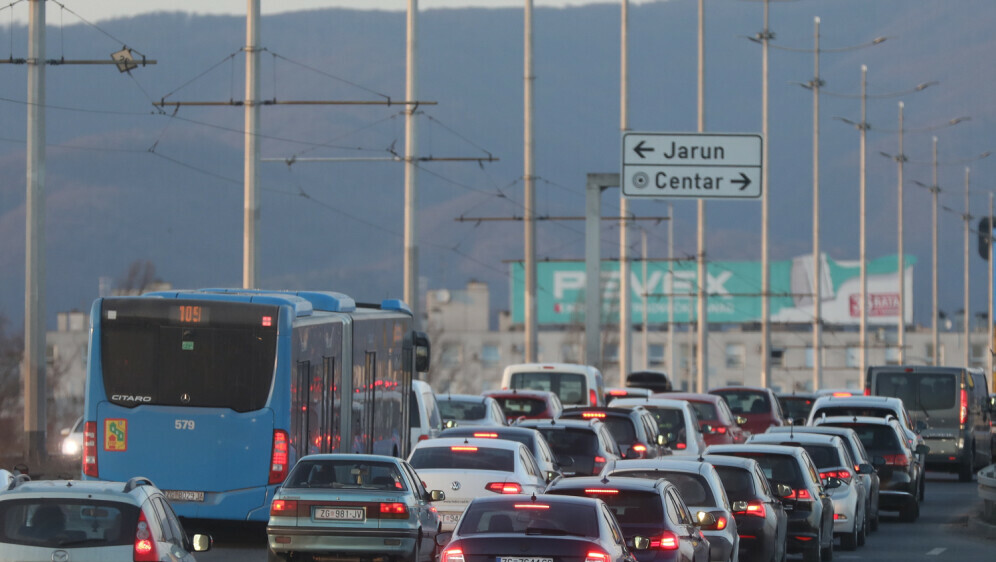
[
  {"left": 464, "top": 438, "right": 469, "bottom": 444},
  {"left": 601, "top": 475, "right": 610, "bottom": 485},
  {"left": 531, "top": 492, "right": 537, "bottom": 502}
]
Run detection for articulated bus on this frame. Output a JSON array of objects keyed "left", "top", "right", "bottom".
[{"left": 81, "top": 289, "right": 430, "bottom": 522}]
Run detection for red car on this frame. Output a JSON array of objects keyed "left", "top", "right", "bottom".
[
  {"left": 482, "top": 389, "right": 564, "bottom": 424},
  {"left": 709, "top": 386, "right": 787, "bottom": 436},
  {"left": 658, "top": 392, "right": 750, "bottom": 446}
]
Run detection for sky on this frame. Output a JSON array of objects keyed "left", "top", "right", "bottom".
[{"left": 7, "top": 0, "right": 652, "bottom": 24}]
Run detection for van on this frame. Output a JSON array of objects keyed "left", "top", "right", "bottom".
[
  {"left": 500, "top": 363, "right": 606, "bottom": 407},
  {"left": 865, "top": 365, "right": 994, "bottom": 481},
  {"left": 409, "top": 379, "right": 443, "bottom": 455}
]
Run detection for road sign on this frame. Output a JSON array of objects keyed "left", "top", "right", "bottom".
[{"left": 621, "top": 132, "right": 763, "bottom": 199}]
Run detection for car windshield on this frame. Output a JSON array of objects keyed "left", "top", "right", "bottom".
[
  {"left": 688, "top": 401, "right": 718, "bottom": 422},
  {"left": 409, "top": 446, "right": 515, "bottom": 472},
  {"left": 713, "top": 466, "right": 756, "bottom": 501},
  {"left": 457, "top": 501, "right": 598, "bottom": 536},
  {"left": 438, "top": 399, "right": 487, "bottom": 421},
  {"left": 547, "top": 489, "right": 663, "bottom": 525},
  {"left": 714, "top": 390, "right": 769, "bottom": 415},
  {"left": 645, "top": 407, "right": 687, "bottom": 445},
  {"left": 285, "top": 460, "right": 409, "bottom": 490},
  {"left": 510, "top": 372, "right": 588, "bottom": 405},
  {"left": 494, "top": 397, "right": 548, "bottom": 417},
  {"left": 0, "top": 499, "right": 139, "bottom": 548},
  {"left": 535, "top": 427, "right": 598, "bottom": 457},
  {"left": 874, "top": 372, "right": 957, "bottom": 411},
  {"left": 611, "top": 470, "right": 716, "bottom": 507}
]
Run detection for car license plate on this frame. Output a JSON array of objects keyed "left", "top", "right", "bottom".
[
  {"left": 441, "top": 513, "right": 462, "bottom": 524},
  {"left": 163, "top": 490, "right": 204, "bottom": 502},
  {"left": 315, "top": 507, "right": 365, "bottom": 521},
  {"left": 499, "top": 557, "right": 553, "bottom": 562}
]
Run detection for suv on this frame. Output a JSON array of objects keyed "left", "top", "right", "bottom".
[
  {"left": 865, "top": 365, "right": 994, "bottom": 481},
  {"left": 516, "top": 418, "right": 622, "bottom": 477},
  {"left": 559, "top": 406, "right": 669, "bottom": 459},
  {"left": 710, "top": 386, "right": 787, "bottom": 435},
  {"left": 0, "top": 474, "right": 211, "bottom": 561}
]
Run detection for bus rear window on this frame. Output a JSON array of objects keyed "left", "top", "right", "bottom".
[{"left": 99, "top": 299, "right": 278, "bottom": 412}]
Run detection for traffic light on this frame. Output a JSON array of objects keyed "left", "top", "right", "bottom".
[{"left": 979, "top": 216, "right": 994, "bottom": 259}]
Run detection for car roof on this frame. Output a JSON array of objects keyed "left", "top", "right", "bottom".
[
  {"left": 548, "top": 475, "right": 669, "bottom": 493},
  {"left": 706, "top": 443, "right": 807, "bottom": 457},
  {"left": 438, "top": 394, "right": 491, "bottom": 403},
  {"left": 518, "top": 418, "right": 603, "bottom": 430},
  {"left": 469, "top": 493, "right": 603, "bottom": 509},
  {"left": 483, "top": 389, "right": 557, "bottom": 400},
  {"left": 503, "top": 363, "right": 601, "bottom": 375},
  {"left": 655, "top": 392, "right": 721, "bottom": 403},
  {"left": 700, "top": 454, "right": 762, "bottom": 471},
  {"left": 811, "top": 395, "right": 903, "bottom": 408},
  {"left": 749, "top": 432, "right": 843, "bottom": 447},
  {"left": 297, "top": 453, "right": 402, "bottom": 463},
  {"left": 607, "top": 398, "right": 692, "bottom": 410},
  {"left": 440, "top": 426, "right": 539, "bottom": 438},
  {"left": 562, "top": 406, "right": 643, "bottom": 416},
  {"left": 710, "top": 386, "right": 773, "bottom": 394},
  {"left": 412, "top": 437, "right": 526, "bottom": 451},
  {"left": 609, "top": 458, "right": 711, "bottom": 476},
  {"left": 777, "top": 392, "right": 817, "bottom": 399},
  {"left": 1, "top": 478, "right": 152, "bottom": 504},
  {"left": 813, "top": 415, "right": 898, "bottom": 426}
]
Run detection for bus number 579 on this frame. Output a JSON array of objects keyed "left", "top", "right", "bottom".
[{"left": 175, "top": 419, "right": 196, "bottom": 430}]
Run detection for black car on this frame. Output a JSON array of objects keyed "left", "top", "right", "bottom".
[
  {"left": 626, "top": 370, "right": 674, "bottom": 393},
  {"left": 517, "top": 418, "right": 622, "bottom": 477},
  {"left": 777, "top": 393, "right": 817, "bottom": 427},
  {"left": 814, "top": 415, "right": 925, "bottom": 523},
  {"left": 545, "top": 476, "right": 712, "bottom": 562},
  {"left": 702, "top": 455, "right": 787, "bottom": 562},
  {"left": 559, "top": 406, "right": 669, "bottom": 459},
  {"left": 705, "top": 444, "right": 836, "bottom": 562},
  {"left": 436, "top": 495, "right": 644, "bottom": 562}
]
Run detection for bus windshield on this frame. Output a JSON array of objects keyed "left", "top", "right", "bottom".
[{"left": 99, "top": 299, "right": 278, "bottom": 412}]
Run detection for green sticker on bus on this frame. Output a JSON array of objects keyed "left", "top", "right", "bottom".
[{"left": 182, "top": 341, "right": 194, "bottom": 351}]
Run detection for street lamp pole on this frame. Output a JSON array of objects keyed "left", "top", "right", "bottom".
[
  {"left": 897, "top": 102, "right": 907, "bottom": 363},
  {"left": 858, "top": 65, "right": 867, "bottom": 378},
  {"left": 759, "top": 0, "right": 772, "bottom": 388},
  {"left": 811, "top": 16, "right": 822, "bottom": 390},
  {"left": 964, "top": 167, "right": 971, "bottom": 367},
  {"left": 931, "top": 136, "right": 939, "bottom": 366}
]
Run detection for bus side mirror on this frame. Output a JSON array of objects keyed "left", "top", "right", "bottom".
[{"left": 404, "top": 331, "right": 431, "bottom": 373}]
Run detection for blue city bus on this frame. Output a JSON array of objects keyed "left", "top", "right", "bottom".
[{"left": 81, "top": 289, "right": 430, "bottom": 522}]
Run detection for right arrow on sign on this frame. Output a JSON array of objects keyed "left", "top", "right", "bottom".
[{"left": 732, "top": 172, "right": 751, "bottom": 191}]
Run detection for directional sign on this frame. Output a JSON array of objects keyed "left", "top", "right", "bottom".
[{"left": 621, "top": 132, "right": 763, "bottom": 199}]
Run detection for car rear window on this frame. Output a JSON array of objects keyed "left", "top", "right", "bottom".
[
  {"left": 535, "top": 427, "right": 598, "bottom": 457},
  {"left": 688, "top": 402, "right": 718, "bottom": 422},
  {"left": 0, "top": 499, "right": 139, "bottom": 548},
  {"left": 797, "top": 444, "right": 841, "bottom": 469},
  {"left": 713, "top": 390, "right": 770, "bottom": 415},
  {"left": 441, "top": 430, "right": 534, "bottom": 451},
  {"left": 284, "top": 459, "right": 408, "bottom": 490},
  {"left": 547, "top": 489, "right": 663, "bottom": 525},
  {"left": 611, "top": 470, "right": 716, "bottom": 507},
  {"left": 601, "top": 417, "right": 638, "bottom": 446},
  {"left": 438, "top": 399, "right": 487, "bottom": 421},
  {"left": 722, "top": 453, "right": 805, "bottom": 488},
  {"left": 779, "top": 397, "right": 814, "bottom": 420},
  {"left": 812, "top": 406, "right": 897, "bottom": 420},
  {"left": 713, "top": 466, "right": 756, "bottom": 501},
  {"left": 510, "top": 372, "right": 588, "bottom": 405},
  {"left": 874, "top": 372, "right": 957, "bottom": 411},
  {"left": 457, "top": 500, "right": 598, "bottom": 536},
  {"left": 409, "top": 446, "right": 515, "bottom": 472},
  {"left": 823, "top": 423, "right": 902, "bottom": 454},
  {"left": 646, "top": 407, "right": 687, "bottom": 445},
  {"left": 494, "top": 397, "right": 548, "bottom": 417}
]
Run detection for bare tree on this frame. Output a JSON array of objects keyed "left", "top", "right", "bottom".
[
  {"left": 118, "top": 260, "right": 161, "bottom": 294},
  {"left": 0, "top": 315, "right": 24, "bottom": 460}
]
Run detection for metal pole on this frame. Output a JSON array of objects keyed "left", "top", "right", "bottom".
[
  {"left": 696, "top": 0, "right": 708, "bottom": 393},
  {"left": 404, "top": 0, "right": 420, "bottom": 327},
  {"left": 243, "top": 0, "right": 260, "bottom": 289},
  {"left": 760, "top": 0, "right": 771, "bottom": 388},
  {"left": 989, "top": 193, "right": 993, "bottom": 378},
  {"left": 524, "top": 0, "right": 537, "bottom": 361},
  {"left": 897, "top": 102, "right": 906, "bottom": 363},
  {"left": 23, "top": 0, "right": 46, "bottom": 462},
  {"left": 642, "top": 229, "right": 649, "bottom": 370},
  {"left": 585, "top": 176, "right": 602, "bottom": 368},
  {"left": 932, "top": 136, "right": 939, "bottom": 365},
  {"left": 964, "top": 167, "right": 971, "bottom": 366},
  {"left": 859, "top": 65, "right": 868, "bottom": 379},
  {"left": 668, "top": 202, "right": 676, "bottom": 385},
  {"left": 812, "top": 16, "right": 822, "bottom": 390},
  {"left": 619, "top": 0, "right": 631, "bottom": 382}
]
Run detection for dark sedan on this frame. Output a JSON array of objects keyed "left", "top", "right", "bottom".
[{"left": 702, "top": 455, "right": 787, "bottom": 562}]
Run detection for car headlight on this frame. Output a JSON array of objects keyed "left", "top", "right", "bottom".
[{"left": 62, "top": 438, "right": 80, "bottom": 456}]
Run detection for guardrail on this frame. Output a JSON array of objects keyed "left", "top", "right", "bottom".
[{"left": 980, "top": 463, "right": 996, "bottom": 524}]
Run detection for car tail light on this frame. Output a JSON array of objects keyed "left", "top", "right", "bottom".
[
  {"left": 133, "top": 510, "right": 159, "bottom": 561},
  {"left": 819, "top": 469, "right": 852, "bottom": 483},
  {"left": 863, "top": 387, "right": 871, "bottom": 396},
  {"left": 832, "top": 392, "right": 852, "bottom": 397},
  {"left": 882, "top": 453, "right": 909, "bottom": 469},
  {"left": 651, "top": 530, "right": 680, "bottom": 550},
  {"left": 582, "top": 411, "right": 606, "bottom": 419},
  {"left": 269, "top": 430, "right": 289, "bottom": 484},
  {"left": 675, "top": 442, "right": 687, "bottom": 450},
  {"left": 442, "top": 548, "right": 465, "bottom": 562},
  {"left": 698, "top": 511, "right": 728, "bottom": 530},
  {"left": 590, "top": 389, "right": 598, "bottom": 406},
  {"left": 380, "top": 502, "right": 409, "bottom": 518},
  {"left": 418, "top": 434, "right": 430, "bottom": 441},
  {"left": 270, "top": 499, "right": 298, "bottom": 515},
  {"left": 631, "top": 443, "right": 648, "bottom": 456},
  {"left": 715, "top": 426, "right": 728, "bottom": 434},
  {"left": 585, "top": 550, "right": 609, "bottom": 562},
  {"left": 514, "top": 503, "right": 550, "bottom": 509},
  {"left": 451, "top": 446, "right": 479, "bottom": 452},
  {"left": 593, "top": 456, "right": 607, "bottom": 473},
  {"left": 786, "top": 489, "right": 812, "bottom": 501},
  {"left": 485, "top": 482, "right": 522, "bottom": 494},
  {"left": 584, "top": 488, "right": 619, "bottom": 495},
  {"left": 734, "top": 500, "right": 767, "bottom": 518},
  {"left": 473, "top": 432, "right": 498, "bottom": 438},
  {"left": 83, "top": 421, "right": 98, "bottom": 478},
  {"left": 960, "top": 389, "right": 968, "bottom": 425},
  {"left": 609, "top": 390, "right": 628, "bottom": 396}
]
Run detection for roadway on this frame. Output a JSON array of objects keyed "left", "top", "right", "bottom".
[{"left": 194, "top": 471, "right": 994, "bottom": 562}]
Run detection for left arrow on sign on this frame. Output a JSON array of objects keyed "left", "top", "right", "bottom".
[{"left": 633, "top": 140, "right": 654, "bottom": 159}]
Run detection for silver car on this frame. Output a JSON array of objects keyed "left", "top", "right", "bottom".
[{"left": 609, "top": 397, "right": 708, "bottom": 457}]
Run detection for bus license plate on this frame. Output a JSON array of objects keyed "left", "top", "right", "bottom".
[
  {"left": 164, "top": 490, "right": 204, "bottom": 502},
  {"left": 315, "top": 507, "right": 365, "bottom": 521}
]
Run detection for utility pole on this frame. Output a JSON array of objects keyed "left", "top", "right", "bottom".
[
  {"left": 931, "top": 136, "right": 939, "bottom": 366},
  {"left": 759, "top": 0, "right": 772, "bottom": 388},
  {"left": 696, "top": 0, "right": 708, "bottom": 393},
  {"left": 405, "top": 0, "right": 420, "bottom": 327},
  {"left": 523, "top": 0, "right": 537, "bottom": 362},
  {"left": 244, "top": 0, "right": 260, "bottom": 289},
  {"left": 10, "top": 0, "right": 157, "bottom": 463},
  {"left": 897, "top": 102, "right": 907, "bottom": 363},
  {"left": 858, "top": 65, "right": 868, "bottom": 378},
  {"left": 619, "top": 0, "right": 631, "bottom": 382},
  {"left": 668, "top": 201, "right": 676, "bottom": 384},
  {"left": 811, "top": 17, "right": 822, "bottom": 390},
  {"left": 964, "top": 167, "right": 971, "bottom": 366},
  {"left": 989, "top": 193, "right": 994, "bottom": 378}
]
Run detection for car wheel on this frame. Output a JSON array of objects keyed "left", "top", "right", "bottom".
[
  {"left": 802, "top": 535, "right": 822, "bottom": 562},
  {"left": 267, "top": 548, "right": 290, "bottom": 562},
  {"left": 857, "top": 515, "right": 867, "bottom": 547},
  {"left": 958, "top": 455, "right": 974, "bottom": 482},
  {"left": 821, "top": 539, "right": 833, "bottom": 561},
  {"left": 403, "top": 536, "right": 422, "bottom": 562}
]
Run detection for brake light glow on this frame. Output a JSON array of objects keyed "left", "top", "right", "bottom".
[
  {"left": 270, "top": 499, "right": 298, "bottom": 515},
  {"left": 451, "top": 446, "right": 479, "bottom": 452},
  {"left": 133, "top": 510, "right": 158, "bottom": 561},
  {"left": 863, "top": 387, "right": 871, "bottom": 396},
  {"left": 418, "top": 434, "right": 430, "bottom": 441},
  {"left": 590, "top": 389, "right": 598, "bottom": 406},
  {"left": 651, "top": 530, "right": 680, "bottom": 550},
  {"left": 582, "top": 411, "right": 607, "bottom": 419},
  {"left": 609, "top": 390, "right": 628, "bottom": 396},
  {"left": 269, "top": 430, "right": 289, "bottom": 484},
  {"left": 735, "top": 500, "right": 766, "bottom": 518},
  {"left": 832, "top": 392, "right": 852, "bottom": 397},
  {"left": 473, "top": 432, "right": 498, "bottom": 438},
  {"left": 960, "top": 389, "right": 968, "bottom": 425},
  {"left": 514, "top": 503, "right": 550, "bottom": 509},
  {"left": 380, "top": 503, "right": 409, "bottom": 518},
  {"left": 585, "top": 550, "right": 609, "bottom": 562},
  {"left": 631, "top": 443, "right": 648, "bottom": 453},
  {"left": 819, "top": 469, "right": 852, "bottom": 483},
  {"left": 882, "top": 453, "right": 910, "bottom": 469},
  {"left": 584, "top": 488, "right": 619, "bottom": 495},
  {"left": 83, "top": 421, "right": 98, "bottom": 478},
  {"left": 786, "top": 489, "right": 812, "bottom": 501},
  {"left": 485, "top": 482, "right": 522, "bottom": 494},
  {"left": 675, "top": 442, "right": 687, "bottom": 449},
  {"left": 593, "top": 456, "right": 607, "bottom": 473},
  {"left": 442, "top": 548, "right": 465, "bottom": 562},
  {"left": 715, "top": 426, "right": 728, "bottom": 434}
]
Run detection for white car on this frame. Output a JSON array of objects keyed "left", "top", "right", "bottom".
[
  {"left": 407, "top": 437, "right": 546, "bottom": 531},
  {"left": 409, "top": 380, "right": 443, "bottom": 452},
  {"left": 608, "top": 397, "right": 707, "bottom": 457},
  {"left": 748, "top": 431, "right": 867, "bottom": 550},
  {"left": 60, "top": 416, "right": 84, "bottom": 458},
  {"left": 602, "top": 457, "right": 739, "bottom": 562}
]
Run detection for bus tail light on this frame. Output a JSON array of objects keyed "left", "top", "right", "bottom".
[
  {"left": 269, "top": 430, "right": 289, "bottom": 484},
  {"left": 133, "top": 510, "right": 159, "bottom": 561},
  {"left": 83, "top": 421, "right": 98, "bottom": 478}
]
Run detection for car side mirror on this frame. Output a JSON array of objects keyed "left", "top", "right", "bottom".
[
  {"left": 435, "top": 531, "right": 453, "bottom": 547},
  {"left": 915, "top": 444, "right": 929, "bottom": 455},
  {"left": 444, "top": 420, "right": 457, "bottom": 429},
  {"left": 775, "top": 483, "right": 793, "bottom": 498},
  {"left": 701, "top": 424, "right": 716, "bottom": 435},
  {"left": 736, "top": 416, "right": 748, "bottom": 426},
  {"left": 657, "top": 434, "right": 667, "bottom": 447},
  {"left": 856, "top": 463, "right": 875, "bottom": 475},
  {"left": 191, "top": 534, "right": 212, "bottom": 553},
  {"left": 915, "top": 420, "right": 928, "bottom": 433},
  {"left": 731, "top": 500, "right": 749, "bottom": 512},
  {"left": 60, "top": 427, "right": 71, "bottom": 437},
  {"left": 429, "top": 490, "right": 446, "bottom": 502},
  {"left": 824, "top": 477, "right": 842, "bottom": 490},
  {"left": 632, "top": 536, "right": 651, "bottom": 551},
  {"left": 694, "top": 511, "right": 717, "bottom": 527}
]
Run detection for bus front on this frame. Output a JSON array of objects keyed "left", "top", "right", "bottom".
[{"left": 82, "top": 295, "right": 292, "bottom": 522}]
